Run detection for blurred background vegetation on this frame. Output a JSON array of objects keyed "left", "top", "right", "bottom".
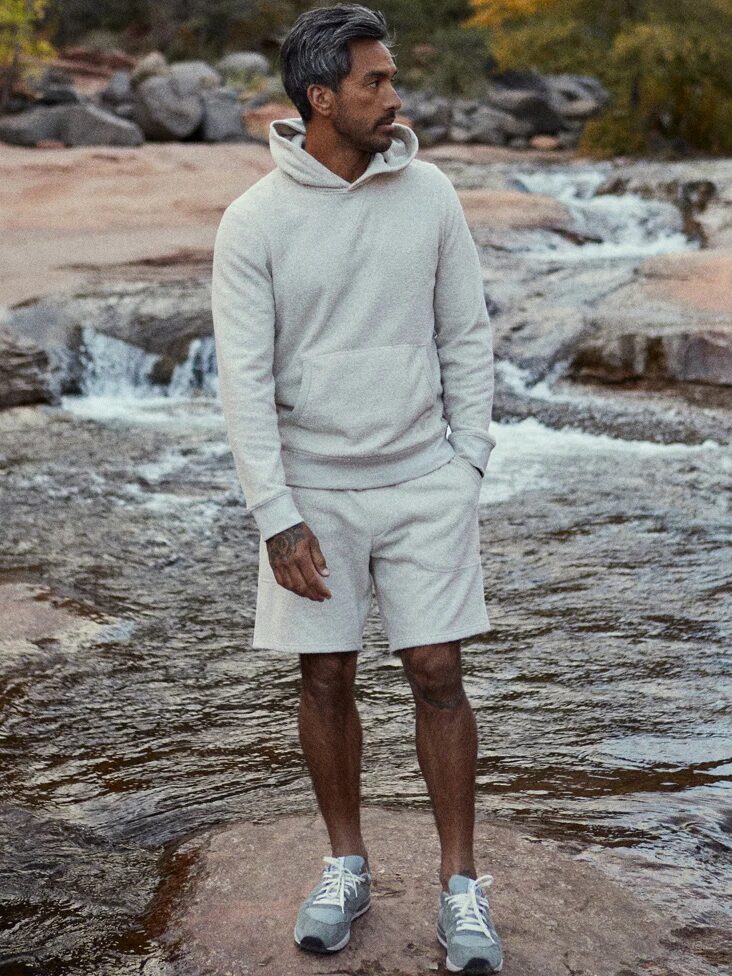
[{"left": 2, "top": 0, "right": 732, "bottom": 156}]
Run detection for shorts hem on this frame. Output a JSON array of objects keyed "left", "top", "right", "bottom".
[
  {"left": 387, "top": 619, "right": 491, "bottom": 654},
  {"left": 251, "top": 638, "right": 363, "bottom": 654}
]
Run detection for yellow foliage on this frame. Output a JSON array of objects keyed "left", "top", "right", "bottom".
[
  {"left": 0, "top": 0, "right": 55, "bottom": 70},
  {"left": 464, "top": 0, "right": 561, "bottom": 29}
]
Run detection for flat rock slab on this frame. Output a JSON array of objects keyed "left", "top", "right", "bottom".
[{"left": 167, "top": 806, "right": 689, "bottom": 976}]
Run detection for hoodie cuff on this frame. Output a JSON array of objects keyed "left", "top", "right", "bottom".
[
  {"left": 448, "top": 431, "right": 497, "bottom": 476},
  {"left": 251, "top": 490, "right": 304, "bottom": 542}
]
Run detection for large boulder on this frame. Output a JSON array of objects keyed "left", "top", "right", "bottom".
[
  {"left": 132, "top": 75, "right": 204, "bottom": 140},
  {"left": 200, "top": 87, "right": 246, "bottom": 141},
  {"left": 468, "top": 104, "right": 534, "bottom": 144},
  {"left": 216, "top": 51, "right": 270, "bottom": 77},
  {"left": 0, "top": 328, "right": 58, "bottom": 408},
  {"left": 0, "top": 105, "right": 66, "bottom": 146},
  {"left": 2, "top": 281, "right": 213, "bottom": 392},
  {"left": 169, "top": 60, "right": 222, "bottom": 96},
  {"left": 130, "top": 51, "right": 169, "bottom": 86},
  {"left": 486, "top": 86, "right": 565, "bottom": 134},
  {"left": 164, "top": 806, "right": 695, "bottom": 976},
  {"left": 59, "top": 102, "right": 143, "bottom": 146},
  {"left": 0, "top": 102, "right": 143, "bottom": 147}
]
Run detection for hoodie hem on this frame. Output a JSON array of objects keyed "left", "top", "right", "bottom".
[{"left": 281, "top": 435, "right": 456, "bottom": 489}]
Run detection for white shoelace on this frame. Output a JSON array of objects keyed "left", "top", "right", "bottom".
[
  {"left": 312, "top": 856, "right": 368, "bottom": 913},
  {"left": 446, "top": 873, "right": 497, "bottom": 943}
]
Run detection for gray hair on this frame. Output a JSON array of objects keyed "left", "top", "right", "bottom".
[{"left": 279, "top": 4, "right": 396, "bottom": 122}]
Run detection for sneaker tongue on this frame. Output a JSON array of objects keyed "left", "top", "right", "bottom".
[
  {"left": 340, "top": 854, "right": 366, "bottom": 873},
  {"left": 448, "top": 874, "right": 473, "bottom": 894}
]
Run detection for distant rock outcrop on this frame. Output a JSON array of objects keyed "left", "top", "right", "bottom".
[{"left": 0, "top": 47, "right": 608, "bottom": 149}]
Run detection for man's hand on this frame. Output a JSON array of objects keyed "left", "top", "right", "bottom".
[{"left": 266, "top": 522, "right": 332, "bottom": 602}]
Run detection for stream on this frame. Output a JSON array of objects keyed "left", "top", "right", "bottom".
[{"left": 1, "top": 160, "right": 730, "bottom": 975}]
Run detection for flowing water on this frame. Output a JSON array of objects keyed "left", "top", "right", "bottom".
[{"left": 1, "top": 162, "right": 730, "bottom": 975}]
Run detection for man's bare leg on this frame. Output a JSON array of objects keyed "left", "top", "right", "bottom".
[
  {"left": 399, "top": 641, "right": 478, "bottom": 890},
  {"left": 298, "top": 651, "right": 370, "bottom": 870}
]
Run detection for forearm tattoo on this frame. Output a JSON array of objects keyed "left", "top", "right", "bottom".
[{"left": 267, "top": 522, "right": 306, "bottom": 568}]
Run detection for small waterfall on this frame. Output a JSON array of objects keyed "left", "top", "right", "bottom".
[
  {"left": 512, "top": 165, "right": 695, "bottom": 261},
  {"left": 169, "top": 337, "right": 219, "bottom": 398},
  {"left": 79, "top": 325, "right": 163, "bottom": 397},
  {"left": 77, "top": 327, "right": 219, "bottom": 400}
]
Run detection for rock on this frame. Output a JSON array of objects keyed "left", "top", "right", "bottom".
[
  {"left": 0, "top": 101, "right": 143, "bottom": 147},
  {"left": 99, "top": 70, "right": 132, "bottom": 107},
  {"left": 242, "top": 101, "right": 296, "bottom": 142},
  {"left": 0, "top": 328, "right": 57, "bottom": 408},
  {"left": 2, "top": 281, "right": 214, "bottom": 390},
  {"left": 0, "top": 105, "right": 66, "bottom": 146},
  {"left": 169, "top": 60, "right": 222, "bottom": 96},
  {"left": 641, "top": 250, "right": 732, "bottom": 315},
  {"left": 559, "top": 97, "right": 603, "bottom": 120},
  {"left": 468, "top": 105, "right": 533, "bottom": 144},
  {"left": 556, "top": 250, "right": 732, "bottom": 387},
  {"left": 59, "top": 102, "right": 144, "bottom": 147},
  {"left": 459, "top": 189, "right": 572, "bottom": 234},
  {"left": 164, "top": 806, "right": 690, "bottom": 976},
  {"left": 568, "top": 329, "right": 732, "bottom": 386},
  {"left": 132, "top": 75, "right": 204, "bottom": 140},
  {"left": 130, "top": 51, "right": 169, "bottom": 86},
  {"left": 404, "top": 95, "right": 452, "bottom": 129},
  {"left": 216, "top": 51, "right": 270, "bottom": 78},
  {"left": 416, "top": 124, "right": 448, "bottom": 147},
  {"left": 200, "top": 87, "right": 246, "bottom": 141},
  {"left": 529, "top": 134, "right": 561, "bottom": 151},
  {"left": 486, "top": 87, "right": 564, "bottom": 134},
  {"left": 546, "top": 73, "right": 612, "bottom": 109}
]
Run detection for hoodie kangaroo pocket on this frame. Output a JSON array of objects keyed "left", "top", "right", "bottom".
[{"left": 289, "top": 343, "right": 437, "bottom": 457}]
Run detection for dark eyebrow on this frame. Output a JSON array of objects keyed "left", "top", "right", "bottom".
[{"left": 364, "top": 67, "right": 398, "bottom": 81}]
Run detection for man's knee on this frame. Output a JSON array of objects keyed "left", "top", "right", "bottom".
[
  {"left": 299, "top": 651, "right": 358, "bottom": 706},
  {"left": 399, "top": 642, "right": 465, "bottom": 710}
]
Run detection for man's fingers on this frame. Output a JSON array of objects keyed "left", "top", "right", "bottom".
[
  {"left": 309, "top": 538, "right": 330, "bottom": 577},
  {"left": 299, "top": 554, "right": 332, "bottom": 600}
]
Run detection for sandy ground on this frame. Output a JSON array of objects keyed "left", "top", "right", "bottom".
[{"left": 0, "top": 140, "right": 574, "bottom": 309}]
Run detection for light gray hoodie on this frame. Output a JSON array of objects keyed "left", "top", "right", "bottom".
[{"left": 211, "top": 116, "right": 496, "bottom": 541}]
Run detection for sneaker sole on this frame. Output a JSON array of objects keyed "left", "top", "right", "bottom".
[
  {"left": 294, "top": 898, "right": 371, "bottom": 953},
  {"left": 437, "top": 926, "right": 504, "bottom": 974}
]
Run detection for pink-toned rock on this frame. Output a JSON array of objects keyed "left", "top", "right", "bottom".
[
  {"left": 165, "top": 806, "right": 691, "bottom": 976},
  {"left": 641, "top": 249, "right": 732, "bottom": 315},
  {"left": 34, "top": 138, "right": 66, "bottom": 149},
  {"left": 242, "top": 101, "right": 297, "bottom": 142},
  {"left": 457, "top": 188, "right": 571, "bottom": 232},
  {"left": 529, "top": 134, "right": 561, "bottom": 150},
  {"left": 0, "top": 581, "right": 105, "bottom": 659}
]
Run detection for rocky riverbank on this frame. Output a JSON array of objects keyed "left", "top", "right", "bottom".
[{"left": 1, "top": 141, "right": 730, "bottom": 448}]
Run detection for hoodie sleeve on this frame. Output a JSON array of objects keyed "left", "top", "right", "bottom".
[
  {"left": 211, "top": 202, "right": 304, "bottom": 540},
  {"left": 433, "top": 174, "right": 497, "bottom": 477}
]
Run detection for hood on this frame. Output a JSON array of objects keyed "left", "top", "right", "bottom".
[{"left": 269, "top": 116, "right": 419, "bottom": 192}]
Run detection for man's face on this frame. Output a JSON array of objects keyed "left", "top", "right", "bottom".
[{"left": 328, "top": 38, "right": 402, "bottom": 153}]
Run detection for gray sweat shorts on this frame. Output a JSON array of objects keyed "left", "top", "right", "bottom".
[{"left": 252, "top": 453, "right": 491, "bottom": 655}]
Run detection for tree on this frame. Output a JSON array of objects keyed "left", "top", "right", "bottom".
[
  {"left": 464, "top": 0, "right": 732, "bottom": 155},
  {"left": 0, "top": 0, "right": 55, "bottom": 112}
]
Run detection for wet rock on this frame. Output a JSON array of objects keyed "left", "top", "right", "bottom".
[
  {"left": 0, "top": 328, "right": 58, "bottom": 407},
  {"left": 561, "top": 250, "right": 732, "bottom": 387},
  {"left": 165, "top": 806, "right": 691, "bottom": 976},
  {"left": 2, "top": 281, "right": 213, "bottom": 390}
]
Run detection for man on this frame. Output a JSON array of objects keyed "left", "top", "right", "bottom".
[{"left": 211, "top": 4, "right": 502, "bottom": 973}]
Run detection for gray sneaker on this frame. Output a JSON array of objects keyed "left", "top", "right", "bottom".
[
  {"left": 437, "top": 873, "right": 504, "bottom": 973},
  {"left": 294, "top": 854, "right": 372, "bottom": 953}
]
